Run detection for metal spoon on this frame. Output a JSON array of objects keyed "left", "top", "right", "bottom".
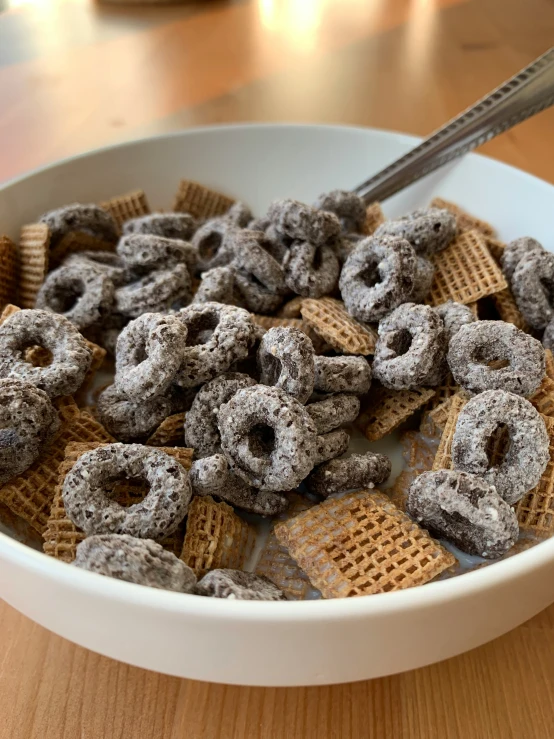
[{"left": 354, "top": 47, "right": 554, "bottom": 204}]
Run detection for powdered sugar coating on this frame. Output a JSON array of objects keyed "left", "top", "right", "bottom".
[
  {"left": 306, "top": 394, "right": 360, "bottom": 434},
  {"left": 63, "top": 443, "right": 192, "bottom": 538},
  {"left": 191, "top": 217, "right": 239, "bottom": 273},
  {"left": 122, "top": 212, "right": 197, "bottom": 241},
  {"left": 313, "top": 190, "right": 367, "bottom": 234},
  {"left": 543, "top": 317, "right": 554, "bottom": 353},
  {"left": 175, "top": 302, "right": 256, "bottom": 387},
  {"left": 36, "top": 263, "right": 115, "bottom": 331},
  {"left": 65, "top": 251, "right": 129, "bottom": 286},
  {"left": 510, "top": 251, "right": 554, "bottom": 329},
  {"left": 74, "top": 534, "right": 196, "bottom": 592},
  {"left": 306, "top": 451, "right": 391, "bottom": 496},
  {"left": 39, "top": 203, "right": 119, "bottom": 247},
  {"left": 195, "top": 569, "right": 286, "bottom": 600},
  {"left": 0, "top": 309, "right": 92, "bottom": 398},
  {"left": 117, "top": 233, "right": 197, "bottom": 274},
  {"left": 372, "top": 303, "right": 447, "bottom": 390},
  {"left": 313, "top": 355, "right": 371, "bottom": 395},
  {"left": 339, "top": 236, "right": 417, "bottom": 322},
  {"left": 282, "top": 241, "right": 340, "bottom": 298},
  {"left": 218, "top": 385, "right": 318, "bottom": 491},
  {"left": 313, "top": 429, "right": 351, "bottom": 465},
  {"left": 232, "top": 270, "right": 285, "bottom": 314},
  {"left": 435, "top": 300, "right": 476, "bottom": 342},
  {"left": 447, "top": 320, "right": 545, "bottom": 397},
  {"left": 257, "top": 327, "right": 315, "bottom": 403},
  {"left": 374, "top": 207, "right": 456, "bottom": 257},
  {"left": 410, "top": 257, "right": 435, "bottom": 303},
  {"left": 97, "top": 384, "right": 172, "bottom": 441},
  {"left": 267, "top": 199, "right": 341, "bottom": 247},
  {"left": 189, "top": 454, "right": 289, "bottom": 515},
  {"left": 185, "top": 372, "right": 256, "bottom": 457},
  {"left": 192, "top": 266, "right": 242, "bottom": 306},
  {"left": 501, "top": 237, "right": 544, "bottom": 281},
  {"left": 0, "top": 378, "right": 60, "bottom": 485},
  {"left": 229, "top": 229, "right": 287, "bottom": 294},
  {"left": 114, "top": 313, "right": 188, "bottom": 400},
  {"left": 406, "top": 470, "right": 519, "bottom": 559},
  {"left": 115, "top": 264, "right": 192, "bottom": 318},
  {"left": 451, "top": 390, "right": 549, "bottom": 505}
]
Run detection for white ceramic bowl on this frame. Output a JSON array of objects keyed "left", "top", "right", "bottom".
[{"left": 1, "top": 124, "right": 554, "bottom": 687}]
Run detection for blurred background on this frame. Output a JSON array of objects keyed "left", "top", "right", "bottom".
[{"left": 0, "top": 0, "right": 553, "bottom": 183}]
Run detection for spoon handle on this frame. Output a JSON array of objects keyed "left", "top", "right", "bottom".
[{"left": 354, "top": 47, "right": 554, "bottom": 204}]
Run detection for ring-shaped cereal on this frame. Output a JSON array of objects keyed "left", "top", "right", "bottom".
[
  {"left": 257, "top": 327, "right": 315, "bottom": 403},
  {"left": 282, "top": 241, "right": 340, "bottom": 298},
  {"left": 115, "top": 264, "right": 192, "bottom": 318}
]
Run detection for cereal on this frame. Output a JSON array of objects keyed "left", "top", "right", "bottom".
[
  {"left": 306, "top": 394, "right": 360, "bottom": 434},
  {"left": 180, "top": 495, "right": 255, "bottom": 577},
  {"left": 282, "top": 241, "right": 340, "bottom": 298},
  {"left": 257, "top": 327, "right": 315, "bottom": 403},
  {"left": 97, "top": 384, "right": 172, "bottom": 442},
  {"left": 267, "top": 199, "right": 341, "bottom": 246},
  {"left": 176, "top": 302, "right": 256, "bottom": 387},
  {"left": 407, "top": 469, "right": 519, "bottom": 558},
  {"left": 0, "top": 309, "right": 92, "bottom": 398},
  {"left": 363, "top": 202, "right": 386, "bottom": 236},
  {"left": 306, "top": 452, "right": 391, "bottom": 496},
  {"left": 173, "top": 180, "right": 235, "bottom": 221},
  {"left": 429, "top": 198, "right": 496, "bottom": 238},
  {"left": 18, "top": 223, "right": 50, "bottom": 309},
  {"left": 192, "top": 266, "right": 240, "bottom": 306},
  {"left": 49, "top": 231, "right": 115, "bottom": 270},
  {"left": 501, "top": 237, "right": 543, "bottom": 281},
  {"left": 122, "top": 212, "right": 197, "bottom": 241},
  {"left": 189, "top": 454, "right": 289, "bottom": 515},
  {"left": 314, "top": 190, "right": 367, "bottom": 234},
  {"left": 63, "top": 443, "right": 192, "bottom": 538},
  {"left": 99, "top": 190, "right": 150, "bottom": 228},
  {"left": 117, "top": 233, "right": 196, "bottom": 275},
  {"left": 510, "top": 251, "right": 554, "bottom": 329},
  {"left": 114, "top": 313, "right": 188, "bottom": 400},
  {"left": 195, "top": 569, "right": 285, "bottom": 600},
  {"left": 275, "top": 490, "right": 455, "bottom": 598},
  {"left": 230, "top": 229, "right": 287, "bottom": 295},
  {"left": 300, "top": 297, "right": 377, "bottom": 355},
  {"left": 0, "top": 379, "right": 60, "bottom": 485},
  {"left": 451, "top": 390, "right": 549, "bottom": 504},
  {"left": 65, "top": 251, "right": 128, "bottom": 286},
  {"left": 490, "top": 289, "right": 529, "bottom": 332},
  {"left": 146, "top": 412, "right": 186, "bottom": 447},
  {"left": 218, "top": 385, "right": 318, "bottom": 491},
  {"left": 313, "top": 355, "right": 371, "bottom": 394},
  {"left": 36, "top": 263, "right": 115, "bottom": 331},
  {"left": 434, "top": 300, "right": 476, "bottom": 342},
  {"left": 75, "top": 534, "right": 196, "bottom": 592},
  {"left": 191, "top": 217, "right": 238, "bottom": 273},
  {"left": 339, "top": 236, "right": 417, "bottom": 322},
  {"left": 184, "top": 372, "right": 256, "bottom": 457},
  {"left": 115, "top": 264, "right": 192, "bottom": 318},
  {"left": 39, "top": 204, "right": 119, "bottom": 248},
  {"left": 313, "top": 429, "right": 351, "bottom": 464},
  {"left": 447, "top": 321, "right": 545, "bottom": 397},
  {"left": 427, "top": 230, "right": 507, "bottom": 306},
  {"left": 357, "top": 385, "right": 436, "bottom": 442},
  {"left": 0, "top": 236, "right": 18, "bottom": 309},
  {"left": 411, "top": 256, "right": 436, "bottom": 302},
  {"left": 374, "top": 207, "right": 457, "bottom": 257},
  {"left": 372, "top": 303, "right": 447, "bottom": 389}
]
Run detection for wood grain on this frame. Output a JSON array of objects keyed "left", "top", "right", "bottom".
[{"left": 1, "top": 0, "right": 554, "bottom": 737}]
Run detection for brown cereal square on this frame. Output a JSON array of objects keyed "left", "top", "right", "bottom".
[
  {"left": 18, "top": 223, "right": 50, "bottom": 308},
  {"left": 173, "top": 180, "right": 235, "bottom": 220},
  {"left": 99, "top": 190, "right": 150, "bottom": 229},
  {"left": 301, "top": 297, "right": 377, "bottom": 355},
  {"left": 0, "top": 236, "right": 18, "bottom": 309},
  {"left": 357, "top": 385, "right": 435, "bottom": 442}
]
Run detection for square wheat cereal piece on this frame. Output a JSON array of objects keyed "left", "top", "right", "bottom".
[
  {"left": 1, "top": 407, "right": 113, "bottom": 534},
  {"left": 545, "top": 350, "right": 554, "bottom": 381},
  {"left": 486, "top": 237, "right": 506, "bottom": 265},
  {"left": 491, "top": 289, "right": 530, "bottom": 332},
  {"left": 277, "top": 296, "right": 305, "bottom": 318},
  {"left": 301, "top": 297, "right": 377, "bottom": 355},
  {"left": 43, "top": 442, "right": 192, "bottom": 562},
  {"left": 429, "top": 198, "right": 496, "bottom": 238},
  {"left": 530, "top": 376, "right": 554, "bottom": 419},
  {"left": 255, "top": 493, "right": 318, "bottom": 600},
  {"left": 0, "top": 236, "right": 18, "bottom": 309},
  {"left": 356, "top": 385, "right": 435, "bottom": 442},
  {"left": 18, "top": 223, "right": 50, "bottom": 308},
  {"left": 363, "top": 202, "right": 385, "bottom": 235},
  {"left": 0, "top": 303, "right": 20, "bottom": 324},
  {"left": 180, "top": 495, "right": 255, "bottom": 577},
  {"left": 432, "top": 394, "right": 468, "bottom": 471},
  {"left": 146, "top": 412, "right": 186, "bottom": 447},
  {"left": 421, "top": 373, "right": 459, "bottom": 415},
  {"left": 49, "top": 231, "right": 115, "bottom": 270},
  {"left": 99, "top": 190, "right": 150, "bottom": 229},
  {"left": 275, "top": 490, "right": 456, "bottom": 598},
  {"left": 427, "top": 230, "right": 507, "bottom": 307},
  {"left": 173, "top": 180, "right": 235, "bottom": 221},
  {"left": 516, "top": 416, "right": 554, "bottom": 536}
]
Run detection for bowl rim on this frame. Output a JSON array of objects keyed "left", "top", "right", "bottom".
[{"left": 1, "top": 121, "right": 553, "bottom": 619}]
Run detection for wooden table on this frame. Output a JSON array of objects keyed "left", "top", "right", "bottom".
[{"left": 1, "top": 0, "right": 554, "bottom": 736}]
